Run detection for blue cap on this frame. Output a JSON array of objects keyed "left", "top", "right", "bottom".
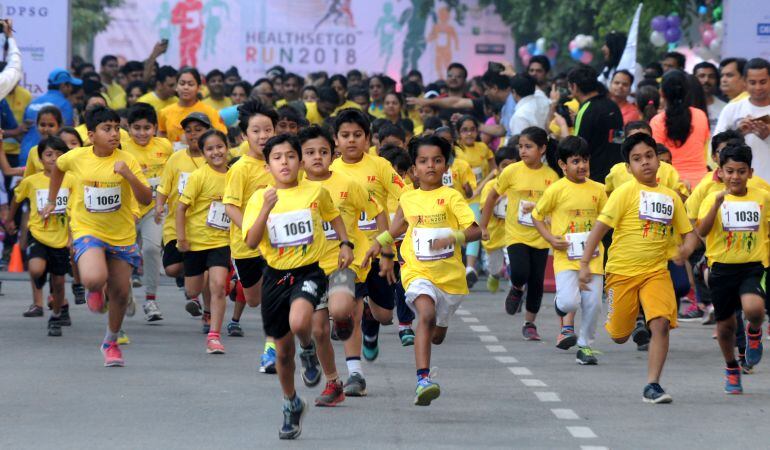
[{"left": 48, "top": 68, "right": 82, "bottom": 86}]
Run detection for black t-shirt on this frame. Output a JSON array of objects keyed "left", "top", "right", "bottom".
[
  {"left": 575, "top": 93, "right": 624, "bottom": 183},
  {"left": 437, "top": 93, "right": 485, "bottom": 122}
]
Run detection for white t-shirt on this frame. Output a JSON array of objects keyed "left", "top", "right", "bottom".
[
  {"left": 508, "top": 90, "right": 550, "bottom": 135},
  {"left": 714, "top": 98, "right": 770, "bottom": 181},
  {"left": 707, "top": 97, "right": 726, "bottom": 132}
]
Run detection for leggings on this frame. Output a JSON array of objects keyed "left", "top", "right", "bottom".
[{"left": 507, "top": 243, "right": 549, "bottom": 314}]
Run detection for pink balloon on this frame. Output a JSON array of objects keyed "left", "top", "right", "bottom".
[
  {"left": 702, "top": 29, "right": 715, "bottom": 46},
  {"left": 579, "top": 51, "right": 593, "bottom": 64},
  {"left": 518, "top": 45, "right": 529, "bottom": 58},
  {"left": 568, "top": 40, "right": 578, "bottom": 51},
  {"left": 521, "top": 54, "right": 531, "bottom": 66}
]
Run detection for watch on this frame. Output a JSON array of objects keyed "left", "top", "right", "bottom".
[{"left": 339, "top": 240, "right": 354, "bottom": 250}]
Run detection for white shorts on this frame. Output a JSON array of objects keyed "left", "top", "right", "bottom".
[{"left": 404, "top": 278, "right": 465, "bottom": 327}]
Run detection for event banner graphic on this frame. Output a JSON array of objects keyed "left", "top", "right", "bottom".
[
  {"left": 723, "top": 0, "right": 770, "bottom": 60},
  {"left": 93, "top": 0, "right": 513, "bottom": 81}
]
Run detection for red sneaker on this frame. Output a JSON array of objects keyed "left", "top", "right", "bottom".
[
  {"left": 101, "top": 341, "right": 124, "bottom": 367},
  {"left": 206, "top": 335, "right": 226, "bottom": 354},
  {"left": 87, "top": 291, "right": 105, "bottom": 314},
  {"left": 315, "top": 379, "right": 345, "bottom": 406}
]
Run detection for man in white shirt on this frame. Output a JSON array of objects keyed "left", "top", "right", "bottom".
[
  {"left": 694, "top": 61, "right": 726, "bottom": 131},
  {"left": 508, "top": 74, "right": 550, "bottom": 135},
  {"left": 0, "top": 19, "right": 22, "bottom": 101},
  {"left": 715, "top": 58, "right": 770, "bottom": 181}
]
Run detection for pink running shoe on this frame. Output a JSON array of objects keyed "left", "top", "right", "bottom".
[
  {"left": 101, "top": 341, "right": 124, "bottom": 367},
  {"left": 87, "top": 291, "right": 105, "bottom": 314},
  {"left": 206, "top": 336, "right": 226, "bottom": 354}
]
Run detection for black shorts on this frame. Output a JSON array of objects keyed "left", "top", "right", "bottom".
[
  {"left": 233, "top": 256, "right": 266, "bottom": 289},
  {"left": 359, "top": 259, "right": 396, "bottom": 310},
  {"left": 26, "top": 233, "right": 70, "bottom": 276},
  {"left": 261, "top": 262, "right": 327, "bottom": 339},
  {"left": 183, "top": 246, "right": 231, "bottom": 277},
  {"left": 709, "top": 262, "right": 767, "bottom": 322},
  {"left": 162, "top": 240, "right": 184, "bottom": 268}
]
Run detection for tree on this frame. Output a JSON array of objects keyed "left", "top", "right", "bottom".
[{"left": 72, "top": 0, "right": 124, "bottom": 61}]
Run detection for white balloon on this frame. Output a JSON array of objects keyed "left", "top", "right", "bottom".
[
  {"left": 709, "top": 37, "right": 722, "bottom": 53},
  {"left": 713, "top": 20, "right": 724, "bottom": 38},
  {"left": 650, "top": 31, "right": 666, "bottom": 47},
  {"left": 575, "top": 35, "right": 588, "bottom": 49},
  {"left": 536, "top": 37, "right": 546, "bottom": 52},
  {"left": 585, "top": 36, "right": 595, "bottom": 48}
]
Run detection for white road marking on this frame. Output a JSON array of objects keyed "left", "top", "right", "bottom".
[
  {"left": 455, "top": 309, "right": 470, "bottom": 315},
  {"left": 580, "top": 446, "right": 609, "bottom": 450},
  {"left": 494, "top": 356, "right": 518, "bottom": 364},
  {"left": 461, "top": 317, "right": 480, "bottom": 323},
  {"left": 567, "top": 427, "right": 597, "bottom": 438},
  {"left": 551, "top": 408, "right": 579, "bottom": 420},
  {"left": 485, "top": 345, "right": 507, "bottom": 353},
  {"left": 534, "top": 392, "right": 561, "bottom": 402},
  {"left": 469, "top": 325, "right": 490, "bottom": 332},
  {"left": 521, "top": 379, "right": 547, "bottom": 387},
  {"left": 508, "top": 367, "right": 533, "bottom": 376},
  {"left": 479, "top": 335, "right": 498, "bottom": 342}
]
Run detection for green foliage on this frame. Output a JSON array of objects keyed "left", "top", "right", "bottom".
[{"left": 72, "top": 0, "right": 124, "bottom": 50}]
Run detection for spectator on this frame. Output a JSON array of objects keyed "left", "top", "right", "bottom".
[
  {"left": 719, "top": 57, "right": 748, "bottom": 103},
  {"left": 251, "top": 78, "right": 276, "bottom": 106},
  {"left": 202, "top": 69, "right": 232, "bottom": 110},
  {"left": 661, "top": 51, "right": 686, "bottom": 73},
  {"left": 0, "top": 19, "right": 22, "bottom": 101},
  {"left": 99, "top": 55, "right": 126, "bottom": 109},
  {"left": 509, "top": 74, "right": 549, "bottom": 135},
  {"left": 125, "top": 80, "right": 148, "bottom": 108},
  {"left": 528, "top": 55, "right": 551, "bottom": 91},
  {"left": 694, "top": 61, "right": 726, "bottom": 130},
  {"left": 137, "top": 65, "right": 178, "bottom": 113},
  {"left": 608, "top": 70, "right": 640, "bottom": 125}
]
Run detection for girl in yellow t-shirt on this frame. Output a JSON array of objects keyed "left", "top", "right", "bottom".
[{"left": 158, "top": 67, "right": 226, "bottom": 146}]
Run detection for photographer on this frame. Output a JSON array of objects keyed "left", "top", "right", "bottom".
[{"left": 0, "top": 19, "right": 22, "bottom": 101}]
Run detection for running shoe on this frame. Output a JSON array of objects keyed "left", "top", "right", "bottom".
[
  {"left": 227, "top": 321, "right": 244, "bottom": 337},
  {"left": 556, "top": 330, "right": 577, "bottom": 350},
  {"left": 740, "top": 356, "right": 754, "bottom": 374},
  {"left": 522, "top": 322, "right": 541, "bottom": 341},
  {"left": 201, "top": 312, "right": 211, "bottom": 334},
  {"left": 414, "top": 377, "right": 441, "bottom": 406},
  {"left": 22, "top": 304, "right": 43, "bottom": 317},
  {"left": 59, "top": 308, "right": 72, "bottom": 326},
  {"left": 143, "top": 300, "right": 163, "bottom": 322},
  {"left": 126, "top": 294, "right": 136, "bottom": 317},
  {"left": 117, "top": 329, "right": 130, "bottom": 345},
  {"left": 486, "top": 274, "right": 500, "bottom": 293},
  {"left": 315, "top": 379, "right": 345, "bottom": 406},
  {"left": 678, "top": 303, "right": 703, "bottom": 322},
  {"left": 642, "top": 383, "right": 672, "bottom": 404},
  {"left": 72, "top": 283, "right": 86, "bottom": 305},
  {"left": 132, "top": 274, "right": 142, "bottom": 288},
  {"left": 701, "top": 304, "right": 716, "bottom": 325},
  {"left": 279, "top": 396, "right": 307, "bottom": 440},
  {"left": 206, "top": 336, "right": 226, "bottom": 354},
  {"left": 343, "top": 372, "right": 367, "bottom": 397},
  {"left": 332, "top": 316, "right": 354, "bottom": 341},
  {"left": 505, "top": 287, "right": 524, "bottom": 315},
  {"left": 363, "top": 336, "right": 380, "bottom": 361},
  {"left": 175, "top": 276, "right": 185, "bottom": 289},
  {"left": 465, "top": 268, "right": 478, "bottom": 289},
  {"left": 576, "top": 347, "right": 599, "bottom": 365},
  {"left": 101, "top": 341, "right": 124, "bottom": 367},
  {"left": 299, "top": 341, "right": 321, "bottom": 387},
  {"left": 632, "top": 320, "right": 650, "bottom": 348},
  {"left": 399, "top": 328, "right": 415, "bottom": 346},
  {"left": 47, "top": 316, "right": 62, "bottom": 337},
  {"left": 86, "top": 291, "right": 105, "bottom": 314},
  {"left": 185, "top": 298, "right": 202, "bottom": 317},
  {"left": 260, "top": 346, "right": 277, "bottom": 374},
  {"left": 745, "top": 329, "right": 763, "bottom": 366},
  {"left": 725, "top": 367, "right": 742, "bottom": 394}
]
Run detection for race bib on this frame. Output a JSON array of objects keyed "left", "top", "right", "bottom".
[
  {"left": 721, "top": 201, "right": 761, "bottom": 232},
  {"left": 177, "top": 172, "right": 191, "bottom": 195},
  {"left": 268, "top": 209, "right": 314, "bottom": 247},
  {"left": 638, "top": 191, "right": 674, "bottom": 224},
  {"left": 389, "top": 212, "right": 405, "bottom": 241},
  {"left": 206, "top": 201, "right": 231, "bottom": 230},
  {"left": 472, "top": 166, "right": 484, "bottom": 184},
  {"left": 322, "top": 221, "right": 338, "bottom": 240},
  {"left": 358, "top": 211, "right": 377, "bottom": 231},
  {"left": 493, "top": 196, "right": 508, "bottom": 219},
  {"left": 517, "top": 200, "right": 535, "bottom": 227},
  {"left": 84, "top": 186, "right": 121, "bottom": 213},
  {"left": 442, "top": 169, "right": 453, "bottom": 187},
  {"left": 412, "top": 227, "right": 454, "bottom": 261},
  {"left": 35, "top": 188, "right": 69, "bottom": 215},
  {"left": 565, "top": 232, "right": 598, "bottom": 260},
  {"left": 148, "top": 177, "right": 161, "bottom": 199}
]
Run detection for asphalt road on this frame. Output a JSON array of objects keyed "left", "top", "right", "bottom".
[{"left": 0, "top": 275, "right": 767, "bottom": 449}]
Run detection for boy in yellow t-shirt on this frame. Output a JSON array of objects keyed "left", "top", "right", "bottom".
[
  {"left": 43, "top": 106, "right": 152, "bottom": 368},
  {"left": 177, "top": 130, "right": 232, "bottom": 355},
  {"left": 695, "top": 144, "right": 770, "bottom": 394},
  {"left": 532, "top": 137, "right": 607, "bottom": 364},
  {"left": 579, "top": 132, "right": 699, "bottom": 404},
  {"left": 123, "top": 103, "right": 173, "bottom": 322},
  {"left": 365, "top": 135, "right": 480, "bottom": 406},
  {"left": 242, "top": 134, "right": 353, "bottom": 440},
  {"left": 9, "top": 137, "right": 73, "bottom": 336}
]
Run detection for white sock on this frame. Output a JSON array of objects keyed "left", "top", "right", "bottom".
[{"left": 346, "top": 359, "right": 362, "bottom": 376}]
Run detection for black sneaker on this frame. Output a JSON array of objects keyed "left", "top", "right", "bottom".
[
  {"left": 332, "top": 316, "right": 354, "bottom": 341},
  {"left": 279, "top": 396, "right": 307, "bottom": 440},
  {"left": 175, "top": 276, "right": 185, "bottom": 289},
  {"left": 632, "top": 320, "right": 650, "bottom": 347},
  {"left": 642, "top": 383, "right": 672, "bottom": 404},
  {"left": 23, "top": 304, "right": 43, "bottom": 317},
  {"left": 299, "top": 341, "right": 321, "bottom": 387},
  {"left": 47, "top": 317, "right": 62, "bottom": 337},
  {"left": 59, "top": 308, "right": 72, "bottom": 326},
  {"left": 465, "top": 269, "right": 478, "bottom": 289},
  {"left": 505, "top": 287, "right": 524, "bottom": 315},
  {"left": 72, "top": 283, "right": 86, "bottom": 305}
]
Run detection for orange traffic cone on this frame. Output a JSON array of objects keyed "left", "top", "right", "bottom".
[{"left": 8, "top": 243, "right": 23, "bottom": 273}]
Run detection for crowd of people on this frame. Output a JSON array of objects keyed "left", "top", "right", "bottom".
[{"left": 5, "top": 28, "right": 770, "bottom": 439}]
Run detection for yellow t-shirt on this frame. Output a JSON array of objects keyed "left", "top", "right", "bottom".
[
  {"left": 532, "top": 178, "right": 607, "bottom": 274},
  {"left": 242, "top": 183, "right": 340, "bottom": 270},
  {"left": 158, "top": 101, "right": 227, "bottom": 143},
  {"left": 307, "top": 171, "right": 381, "bottom": 281},
  {"left": 368, "top": 103, "right": 386, "bottom": 119},
  {"left": 457, "top": 142, "right": 494, "bottom": 201},
  {"left": 156, "top": 148, "right": 205, "bottom": 243},
  {"left": 604, "top": 161, "right": 687, "bottom": 197},
  {"left": 121, "top": 137, "right": 173, "bottom": 217},
  {"left": 698, "top": 188, "right": 770, "bottom": 266},
  {"left": 105, "top": 82, "right": 126, "bottom": 110},
  {"left": 333, "top": 100, "right": 362, "bottom": 115},
  {"left": 495, "top": 161, "right": 560, "bottom": 249},
  {"left": 442, "top": 158, "right": 476, "bottom": 201},
  {"left": 223, "top": 154, "right": 274, "bottom": 259},
  {"left": 14, "top": 172, "right": 73, "bottom": 248},
  {"left": 598, "top": 180, "right": 692, "bottom": 277},
  {"left": 56, "top": 146, "right": 148, "bottom": 246},
  {"left": 330, "top": 152, "right": 406, "bottom": 240},
  {"left": 178, "top": 164, "right": 230, "bottom": 251},
  {"left": 229, "top": 141, "right": 250, "bottom": 159},
  {"left": 480, "top": 180, "right": 505, "bottom": 251},
  {"left": 23, "top": 145, "right": 45, "bottom": 178},
  {"left": 304, "top": 102, "right": 327, "bottom": 125},
  {"left": 686, "top": 171, "right": 770, "bottom": 220},
  {"left": 5, "top": 86, "right": 32, "bottom": 155},
  {"left": 137, "top": 91, "right": 178, "bottom": 114},
  {"left": 202, "top": 96, "right": 233, "bottom": 111},
  {"left": 74, "top": 124, "right": 130, "bottom": 147},
  {"left": 399, "top": 186, "right": 477, "bottom": 295}
]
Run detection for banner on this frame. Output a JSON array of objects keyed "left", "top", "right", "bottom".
[
  {"left": 723, "top": 0, "right": 770, "bottom": 60},
  {"left": 93, "top": 0, "right": 513, "bottom": 82},
  {"left": 0, "top": 1, "right": 70, "bottom": 97}
]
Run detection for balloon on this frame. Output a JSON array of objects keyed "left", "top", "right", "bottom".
[
  {"left": 709, "top": 37, "right": 722, "bottom": 53},
  {"left": 518, "top": 45, "right": 529, "bottom": 58},
  {"left": 535, "top": 37, "right": 546, "bottom": 52},
  {"left": 546, "top": 44, "right": 559, "bottom": 60},
  {"left": 714, "top": 20, "right": 724, "bottom": 38},
  {"left": 651, "top": 15, "right": 668, "bottom": 32},
  {"left": 650, "top": 31, "right": 667, "bottom": 47},
  {"left": 575, "top": 34, "right": 589, "bottom": 49},
  {"left": 698, "top": 5, "right": 708, "bottom": 15},
  {"left": 666, "top": 14, "right": 681, "bottom": 29},
  {"left": 568, "top": 39, "right": 578, "bottom": 51},
  {"left": 579, "top": 51, "right": 593, "bottom": 64},
  {"left": 694, "top": 46, "right": 713, "bottom": 60},
  {"left": 665, "top": 27, "right": 682, "bottom": 43},
  {"left": 585, "top": 36, "right": 595, "bottom": 48},
  {"left": 702, "top": 28, "right": 715, "bottom": 46},
  {"left": 713, "top": 6, "right": 722, "bottom": 21},
  {"left": 527, "top": 42, "right": 536, "bottom": 54},
  {"left": 521, "top": 54, "right": 531, "bottom": 67},
  {"left": 570, "top": 48, "right": 584, "bottom": 61}
]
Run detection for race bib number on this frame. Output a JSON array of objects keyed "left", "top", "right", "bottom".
[
  {"left": 472, "top": 167, "right": 484, "bottom": 184},
  {"left": 517, "top": 200, "right": 535, "bottom": 227},
  {"left": 565, "top": 232, "right": 598, "bottom": 260},
  {"left": 206, "top": 201, "right": 231, "bottom": 230},
  {"left": 35, "top": 188, "right": 69, "bottom": 215},
  {"left": 322, "top": 221, "right": 338, "bottom": 240},
  {"left": 494, "top": 196, "right": 508, "bottom": 219},
  {"left": 84, "top": 186, "right": 121, "bottom": 213},
  {"left": 358, "top": 211, "right": 377, "bottom": 231},
  {"left": 268, "top": 209, "right": 314, "bottom": 247},
  {"left": 639, "top": 191, "right": 674, "bottom": 224},
  {"left": 389, "top": 212, "right": 405, "bottom": 241},
  {"left": 442, "top": 169, "right": 453, "bottom": 187},
  {"left": 412, "top": 227, "right": 454, "bottom": 261},
  {"left": 177, "top": 172, "right": 191, "bottom": 195},
  {"left": 148, "top": 177, "right": 161, "bottom": 199},
  {"left": 721, "top": 201, "right": 761, "bottom": 232}
]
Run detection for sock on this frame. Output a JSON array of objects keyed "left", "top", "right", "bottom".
[
  {"left": 561, "top": 325, "right": 574, "bottom": 333},
  {"left": 346, "top": 357, "right": 362, "bottom": 376},
  {"left": 398, "top": 322, "right": 411, "bottom": 331},
  {"left": 207, "top": 331, "right": 220, "bottom": 339},
  {"left": 146, "top": 294, "right": 156, "bottom": 302},
  {"left": 326, "top": 371, "right": 339, "bottom": 383},
  {"left": 230, "top": 317, "right": 239, "bottom": 323},
  {"left": 465, "top": 266, "right": 475, "bottom": 274},
  {"left": 104, "top": 329, "right": 118, "bottom": 343},
  {"left": 264, "top": 341, "right": 276, "bottom": 352},
  {"left": 727, "top": 359, "right": 740, "bottom": 369},
  {"left": 416, "top": 368, "right": 430, "bottom": 380}
]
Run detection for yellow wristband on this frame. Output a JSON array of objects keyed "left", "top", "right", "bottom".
[
  {"left": 453, "top": 230, "right": 466, "bottom": 246},
  {"left": 376, "top": 231, "right": 395, "bottom": 247}
]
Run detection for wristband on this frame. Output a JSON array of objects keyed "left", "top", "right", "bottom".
[
  {"left": 47, "top": 199, "right": 56, "bottom": 206},
  {"left": 376, "top": 231, "right": 394, "bottom": 247},
  {"left": 453, "top": 230, "right": 466, "bottom": 246},
  {"left": 339, "top": 240, "right": 354, "bottom": 250},
  {"left": 380, "top": 252, "right": 395, "bottom": 259}
]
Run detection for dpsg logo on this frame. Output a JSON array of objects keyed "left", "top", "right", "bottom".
[
  {"left": 759, "top": 23, "right": 770, "bottom": 36},
  {"left": 0, "top": 3, "right": 50, "bottom": 17}
]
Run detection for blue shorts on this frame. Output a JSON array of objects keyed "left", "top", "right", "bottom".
[{"left": 73, "top": 236, "right": 141, "bottom": 269}]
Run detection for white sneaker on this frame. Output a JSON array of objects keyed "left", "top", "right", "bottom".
[
  {"left": 143, "top": 300, "right": 163, "bottom": 322},
  {"left": 126, "top": 295, "right": 136, "bottom": 317}
]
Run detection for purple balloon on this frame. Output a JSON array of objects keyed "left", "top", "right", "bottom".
[
  {"left": 651, "top": 15, "right": 668, "bottom": 32},
  {"left": 666, "top": 14, "right": 681, "bottom": 29},
  {"left": 665, "top": 27, "right": 682, "bottom": 43}
]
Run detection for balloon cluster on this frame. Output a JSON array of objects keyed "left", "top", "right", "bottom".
[
  {"left": 650, "top": 13, "right": 682, "bottom": 47},
  {"left": 694, "top": 4, "right": 724, "bottom": 60},
  {"left": 517, "top": 38, "right": 559, "bottom": 67},
  {"left": 568, "top": 34, "right": 595, "bottom": 64}
]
